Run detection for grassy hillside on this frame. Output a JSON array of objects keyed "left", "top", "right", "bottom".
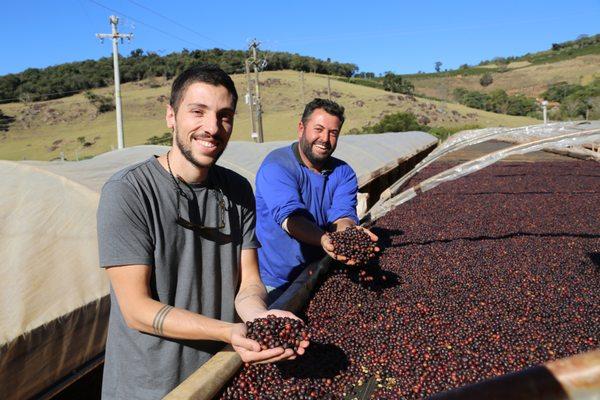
[
  {"left": 0, "top": 70, "right": 538, "bottom": 161},
  {"left": 410, "top": 54, "right": 600, "bottom": 100}
]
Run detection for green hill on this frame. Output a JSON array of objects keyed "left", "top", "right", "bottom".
[
  {"left": 406, "top": 34, "right": 600, "bottom": 100},
  {"left": 0, "top": 70, "right": 538, "bottom": 161}
]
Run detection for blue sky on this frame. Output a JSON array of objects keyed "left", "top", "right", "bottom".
[{"left": 2, "top": 0, "right": 599, "bottom": 76}]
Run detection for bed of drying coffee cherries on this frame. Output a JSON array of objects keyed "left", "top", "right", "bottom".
[{"left": 221, "top": 161, "right": 600, "bottom": 400}]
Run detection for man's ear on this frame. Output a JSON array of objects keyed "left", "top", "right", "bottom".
[
  {"left": 297, "top": 121, "right": 304, "bottom": 138},
  {"left": 166, "top": 105, "right": 176, "bottom": 130}
]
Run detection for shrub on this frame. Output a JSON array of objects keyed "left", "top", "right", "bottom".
[
  {"left": 363, "top": 112, "right": 424, "bottom": 133},
  {"left": 461, "top": 91, "right": 489, "bottom": 110},
  {"left": 146, "top": 132, "right": 173, "bottom": 145},
  {"left": 479, "top": 73, "right": 493, "bottom": 87},
  {"left": 84, "top": 90, "right": 115, "bottom": 113},
  {"left": 542, "top": 82, "right": 582, "bottom": 102}
]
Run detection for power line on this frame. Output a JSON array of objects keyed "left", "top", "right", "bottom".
[
  {"left": 0, "top": 89, "right": 89, "bottom": 103},
  {"left": 87, "top": 0, "right": 207, "bottom": 49},
  {"left": 124, "top": 0, "right": 231, "bottom": 49},
  {"left": 74, "top": 0, "right": 95, "bottom": 28}
]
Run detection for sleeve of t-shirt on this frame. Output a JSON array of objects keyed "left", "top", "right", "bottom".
[
  {"left": 256, "top": 161, "right": 308, "bottom": 227},
  {"left": 240, "top": 179, "right": 261, "bottom": 249},
  {"left": 97, "top": 179, "right": 155, "bottom": 267},
  {"left": 327, "top": 165, "right": 359, "bottom": 225}
]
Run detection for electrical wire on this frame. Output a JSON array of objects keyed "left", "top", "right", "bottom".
[
  {"left": 124, "top": 0, "right": 231, "bottom": 49},
  {"left": 0, "top": 89, "right": 89, "bottom": 103},
  {"left": 87, "top": 0, "right": 207, "bottom": 49}
]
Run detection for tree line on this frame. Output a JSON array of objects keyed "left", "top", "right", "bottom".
[
  {"left": 0, "top": 48, "right": 358, "bottom": 103},
  {"left": 477, "top": 33, "right": 600, "bottom": 67},
  {"left": 452, "top": 88, "right": 539, "bottom": 117},
  {"left": 451, "top": 77, "right": 600, "bottom": 120}
]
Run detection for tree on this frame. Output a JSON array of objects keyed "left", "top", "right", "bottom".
[
  {"left": 542, "top": 82, "right": 582, "bottom": 102},
  {"left": 434, "top": 61, "right": 442, "bottom": 72},
  {"left": 488, "top": 89, "right": 510, "bottom": 113},
  {"left": 364, "top": 112, "right": 424, "bottom": 133},
  {"left": 479, "top": 72, "right": 493, "bottom": 87},
  {"left": 382, "top": 72, "right": 414, "bottom": 95},
  {"left": 460, "top": 91, "right": 489, "bottom": 110},
  {"left": 505, "top": 94, "right": 537, "bottom": 116}
]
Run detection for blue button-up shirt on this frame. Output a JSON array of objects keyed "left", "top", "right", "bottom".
[{"left": 255, "top": 143, "right": 359, "bottom": 288}]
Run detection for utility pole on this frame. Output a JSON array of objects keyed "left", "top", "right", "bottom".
[
  {"left": 300, "top": 71, "right": 305, "bottom": 106},
  {"left": 246, "top": 39, "right": 267, "bottom": 143},
  {"left": 327, "top": 76, "right": 331, "bottom": 100},
  {"left": 245, "top": 60, "right": 257, "bottom": 138},
  {"left": 542, "top": 100, "right": 548, "bottom": 124},
  {"left": 96, "top": 16, "right": 133, "bottom": 150}
]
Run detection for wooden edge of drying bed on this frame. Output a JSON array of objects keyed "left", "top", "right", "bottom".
[{"left": 428, "top": 348, "right": 600, "bottom": 400}]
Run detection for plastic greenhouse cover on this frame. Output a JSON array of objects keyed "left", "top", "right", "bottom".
[
  {"left": 364, "top": 128, "right": 600, "bottom": 223},
  {"left": 378, "top": 121, "right": 599, "bottom": 202},
  {"left": 21, "top": 131, "right": 437, "bottom": 193}
]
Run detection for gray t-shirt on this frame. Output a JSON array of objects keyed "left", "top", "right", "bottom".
[{"left": 97, "top": 156, "right": 260, "bottom": 400}]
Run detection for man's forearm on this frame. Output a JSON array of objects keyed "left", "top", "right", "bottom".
[
  {"left": 123, "top": 297, "right": 233, "bottom": 343},
  {"left": 284, "top": 215, "right": 326, "bottom": 246},
  {"left": 235, "top": 282, "right": 268, "bottom": 322}
]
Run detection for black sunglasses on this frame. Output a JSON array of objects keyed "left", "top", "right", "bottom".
[
  {"left": 174, "top": 179, "right": 226, "bottom": 231},
  {"left": 166, "top": 151, "right": 226, "bottom": 232}
]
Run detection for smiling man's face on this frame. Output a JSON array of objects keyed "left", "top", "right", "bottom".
[
  {"left": 166, "top": 81, "right": 235, "bottom": 169},
  {"left": 298, "top": 108, "right": 342, "bottom": 171}
]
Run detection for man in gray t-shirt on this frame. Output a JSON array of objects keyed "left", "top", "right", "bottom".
[{"left": 97, "top": 66, "right": 308, "bottom": 399}]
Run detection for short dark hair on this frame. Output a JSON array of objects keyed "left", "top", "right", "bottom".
[
  {"left": 169, "top": 65, "right": 238, "bottom": 114},
  {"left": 301, "top": 98, "right": 345, "bottom": 126}
]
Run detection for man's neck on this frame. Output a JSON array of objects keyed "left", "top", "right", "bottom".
[
  {"left": 159, "top": 147, "right": 209, "bottom": 184},
  {"left": 297, "top": 144, "right": 325, "bottom": 173}
]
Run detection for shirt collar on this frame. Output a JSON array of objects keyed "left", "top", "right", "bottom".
[{"left": 292, "top": 142, "right": 333, "bottom": 175}]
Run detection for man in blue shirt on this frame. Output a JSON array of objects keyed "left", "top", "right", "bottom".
[{"left": 255, "top": 98, "right": 378, "bottom": 298}]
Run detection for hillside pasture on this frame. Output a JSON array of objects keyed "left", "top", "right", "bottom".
[{"left": 0, "top": 70, "right": 538, "bottom": 161}]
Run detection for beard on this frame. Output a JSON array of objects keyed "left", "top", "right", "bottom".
[
  {"left": 299, "top": 129, "right": 334, "bottom": 167},
  {"left": 174, "top": 127, "right": 225, "bottom": 169}
]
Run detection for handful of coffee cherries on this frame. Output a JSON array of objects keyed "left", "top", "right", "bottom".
[
  {"left": 328, "top": 226, "right": 378, "bottom": 265},
  {"left": 245, "top": 315, "right": 310, "bottom": 353}
]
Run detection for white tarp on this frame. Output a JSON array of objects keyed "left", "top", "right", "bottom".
[{"left": 22, "top": 131, "right": 437, "bottom": 191}]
